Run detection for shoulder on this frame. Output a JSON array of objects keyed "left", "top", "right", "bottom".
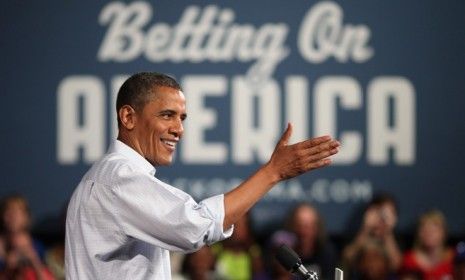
[{"left": 87, "top": 152, "right": 146, "bottom": 186}]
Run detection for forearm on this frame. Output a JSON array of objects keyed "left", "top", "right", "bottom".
[
  {"left": 223, "top": 163, "right": 279, "bottom": 230},
  {"left": 383, "top": 233, "right": 402, "bottom": 270},
  {"left": 343, "top": 229, "right": 370, "bottom": 264}
]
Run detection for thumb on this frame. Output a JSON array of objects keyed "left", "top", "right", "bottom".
[{"left": 277, "top": 122, "right": 293, "bottom": 146}]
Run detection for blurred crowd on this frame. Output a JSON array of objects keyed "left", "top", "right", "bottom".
[{"left": 0, "top": 193, "right": 464, "bottom": 280}]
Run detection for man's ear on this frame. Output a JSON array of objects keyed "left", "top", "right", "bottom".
[{"left": 118, "top": 105, "right": 137, "bottom": 130}]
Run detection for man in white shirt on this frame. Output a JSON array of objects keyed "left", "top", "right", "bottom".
[{"left": 65, "top": 72, "right": 340, "bottom": 279}]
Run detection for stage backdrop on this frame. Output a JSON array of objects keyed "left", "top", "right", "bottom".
[{"left": 2, "top": 0, "right": 465, "bottom": 236}]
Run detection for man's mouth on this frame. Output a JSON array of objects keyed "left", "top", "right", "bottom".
[{"left": 161, "top": 139, "right": 177, "bottom": 151}]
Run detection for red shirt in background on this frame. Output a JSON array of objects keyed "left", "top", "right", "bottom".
[{"left": 402, "top": 249, "right": 454, "bottom": 280}]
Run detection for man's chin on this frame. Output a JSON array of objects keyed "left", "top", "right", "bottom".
[{"left": 150, "top": 157, "right": 173, "bottom": 166}]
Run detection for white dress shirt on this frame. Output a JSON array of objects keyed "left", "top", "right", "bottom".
[{"left": 65, "top": 140, "right": 233, "bottom": 279}]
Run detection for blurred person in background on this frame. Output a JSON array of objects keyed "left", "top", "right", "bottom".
[
  {"left": 401, "top": 209, "right": 454, "bottom": 280},
  {"left": 268, "top": 203, "right": 338, "bottom": 280},
  {"left": 454, "top": 241, "right": 465, "bottom": 280},
  {"left": 212, "top": 213, "right": 266, "bottom": 280},
  {"left": 288, "top": 203, "right": 338, "bottom": 280},
  {"left": 342, "top": 194, "right": 402, "bottom": 279},
  {"left": 44, "top": 205, "right": 67, "bottom": 280},
  {"left": 0, "top": 195, "right": 54, "bottom": 280},
  {"left": 182, "top": 246, "right": 215, "bottom": 280},
  {"left": 352, "top": 239, "right": 394, "bottom": 280},
  {"left": 267, "top": 230, "right": 297, "bottom": 280}
]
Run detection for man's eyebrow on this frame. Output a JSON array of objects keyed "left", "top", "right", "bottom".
[
  {"left": 158, "top": 110, "right": 187, "bottom": 119},
  {"left": 158, "top": 109, "right": 176, "bottom": 115}
]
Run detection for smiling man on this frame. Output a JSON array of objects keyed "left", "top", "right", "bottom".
[{"left": 65, "top": 72, "right": 340, "bottom": 279}]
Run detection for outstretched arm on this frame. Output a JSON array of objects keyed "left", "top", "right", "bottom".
[{"left": 223, "top": 123, "right": 340, "bottom": 230}]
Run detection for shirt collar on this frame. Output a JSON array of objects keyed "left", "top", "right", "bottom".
[{"left": 109, "top": 140, "right": 156, "bottom": 176}]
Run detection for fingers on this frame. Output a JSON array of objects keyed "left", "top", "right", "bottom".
[
  {"left": 306, "top": 145, "right": 339, "bottom": 163},
  {"left": 270, "top": 132, "right": 340, "bottom": 180},
  {"left": 277, "top": 122, "right": 293, "bottom": 147},
  {"left": 305, "top": 158, "right": 333, "bottom": 171},
  {"left": 299, "top": 135, "right": 332, "bottom": 148},
  {"left": 292, "top": 136, "right": 340, "bottom": 171},
  {"left": 303, "top": 139, "right": 340, "bottom": 159}
]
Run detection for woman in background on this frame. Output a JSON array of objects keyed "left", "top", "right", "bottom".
[
  {"left": 0, "top": 194, "right": 54, "bottom": 280},
  {"left": 401, "top": 209, "right": 454, "bottom": 280}
]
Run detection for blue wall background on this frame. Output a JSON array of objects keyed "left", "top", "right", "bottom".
[{"left": 1, "top": 0, "right": 464, "bottom": 237}]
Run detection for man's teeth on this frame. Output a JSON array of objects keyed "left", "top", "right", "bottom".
[{"left": 162, "top": 140, "right": 176, "bottom": 147}]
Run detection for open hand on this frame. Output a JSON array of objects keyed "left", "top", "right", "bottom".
[{"left": 267, "top": 123, "right": 340, "bottom": 181}]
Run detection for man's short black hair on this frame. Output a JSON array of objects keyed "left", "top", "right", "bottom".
[
  {"left": 116, "top": 72, "right": 182, "bottom": 125},
  {"left": 368, "top": 192, "right": 398, "bottom": 215}
]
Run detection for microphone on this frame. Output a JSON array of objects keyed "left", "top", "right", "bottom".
[{"left": 275, "top": 244, "right": 319, "bottom": 280}]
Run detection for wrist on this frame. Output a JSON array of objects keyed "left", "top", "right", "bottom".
[{"left": 261, "top": 162, "right": 281, "bottom": 185}]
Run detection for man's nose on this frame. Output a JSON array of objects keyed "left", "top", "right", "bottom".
[{"left": 170, "top": 119, "right": 184, "bottom": 137}]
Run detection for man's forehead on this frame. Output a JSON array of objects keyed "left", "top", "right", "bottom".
[
  {"left": 149, "top": 85, "right": 183, "bottom": 98},
  {"left": 146, "top": 86, "right": 186, "bottom": 110}
]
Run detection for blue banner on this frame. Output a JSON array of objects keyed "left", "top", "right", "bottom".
[{"left": 1, "top": 0, "right": 465, "bottom": 235}]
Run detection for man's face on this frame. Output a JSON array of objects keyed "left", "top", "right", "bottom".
[
  {"left": 134, "top": 86, "right": 186, "bottom": 166},
  {"left": 294, "top": 207, "right": 318, "bottom": 241}
]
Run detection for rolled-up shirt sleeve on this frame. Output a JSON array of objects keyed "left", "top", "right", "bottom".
[
  {"left": 109, "top": 164, "right": 233, "bottom": 252},
  {"left": 196, "top": 195, "right": 234, "bottom": 244}
]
